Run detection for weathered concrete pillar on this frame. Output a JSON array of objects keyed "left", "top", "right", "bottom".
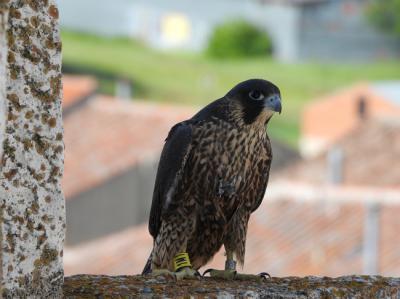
[{"left": 0, "top": 0, "right": 64, "bottom": 297}]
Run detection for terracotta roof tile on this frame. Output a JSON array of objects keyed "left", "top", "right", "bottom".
[
  {"left": 282, "top": 119, "right": 400, "bottom": 188},
  {"left": 62, "top": 75, "right": 98, "bottom": 109},
  {"left": 64, "top": 224, "right": 153, "bottom": 275}
]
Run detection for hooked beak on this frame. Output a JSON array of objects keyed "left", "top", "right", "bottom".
[{"left": 264, "top": 94, "right": 282, "bottom": 114}]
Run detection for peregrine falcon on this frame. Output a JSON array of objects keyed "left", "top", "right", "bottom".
[{"left": 142, "top": 79, "right": 282, "bottom": 280}]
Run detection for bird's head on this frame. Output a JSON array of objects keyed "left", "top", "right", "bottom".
[{"left": 226, "top": 79, "right": 282, "bottom": 125}]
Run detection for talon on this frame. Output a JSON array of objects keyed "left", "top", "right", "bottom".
[
  {"left": 194, "top": 269, "right": 202, "bottom": 277},
  {"left": 202, "top": 269, "right": 236, "bottom": 280},
  {"left": 149, "top": 267, "right": 200, "bottom": 281},
  {"left": 175, "top": 266, "right": 200, "bottom": 280},
  {"left": 258, "top": 272, "right": 271, "bottom": 281},
  {"left": 202, "top": 268, "right": 213, "bottom": 277}
]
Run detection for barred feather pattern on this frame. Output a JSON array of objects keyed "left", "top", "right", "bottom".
[{"left": 149, "top": 112, "right": 272, "bottom": 272}]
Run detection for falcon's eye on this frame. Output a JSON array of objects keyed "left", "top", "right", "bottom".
[{"left": 249, "top": 90, "right": 264, "bottom": 101}]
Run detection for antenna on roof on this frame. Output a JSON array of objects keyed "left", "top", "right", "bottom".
[
  {"left": 363, "top": 202, "right": 380, "bottom": 275},
  {"left": 115, "top": 78, "right": 133, "bottom": 101},
  {"left": 357, "top": 96, "right": 367, "bottom": 120}
]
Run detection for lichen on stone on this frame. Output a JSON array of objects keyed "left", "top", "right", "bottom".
[
  {"left": 0, "top": 0, "right": 64, "bottom": 297},
  {"left": 63, "top": 275, "right": 400, "bottom": 299}
]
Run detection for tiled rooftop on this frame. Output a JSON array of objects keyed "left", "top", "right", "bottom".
[
  {"left": 62, "top": 75, "right": 98, "bottom": 110},
  {"left": 301, "top": 83, "right": 400, "bottom": 156},
  {"left": 64, "top": 183, "right": 400, "bottom": 277},
  {"left": 63, "top": 96, "right": 195, "bottom": 198}
]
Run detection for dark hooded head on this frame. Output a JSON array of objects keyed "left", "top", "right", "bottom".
[{"left": 226, "top": 79, "right": 282, "bottom": 124}]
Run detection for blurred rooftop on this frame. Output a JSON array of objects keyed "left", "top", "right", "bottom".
[
  {"left": 290, "top": 119, "right": 400, "bottom": 188},
  {"left": 62, "top": 75, "right": 98, "bottom": 113},
  {"left": 63, "top": 95, "right": 195, "bottom": 199},
  {"left": 301, "top": 82, "right": 400, "bottom": 157}
]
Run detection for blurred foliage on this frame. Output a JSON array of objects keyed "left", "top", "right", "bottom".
[
  {"left": 366, "top": 0, "right": 400, "bottom": 36},
  {"left": 61, "top": 30, "right": 400, "bottom": 147},
  {"left": 206, "top": 20, "right": 272, "bottom": 58}
]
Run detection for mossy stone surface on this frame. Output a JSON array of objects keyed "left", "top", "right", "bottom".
[{"left": 63, "top": 275, "right": 400, "bottom": 298}]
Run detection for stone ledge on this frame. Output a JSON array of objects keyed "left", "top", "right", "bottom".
[{"left": 63, "top": 274, "right": 400, "bottom": 298}]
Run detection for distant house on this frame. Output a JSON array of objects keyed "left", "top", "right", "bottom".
[
  {"left": 301, "top": 82, "right": 400, "bottom": 157},
  {"left": 57, "top": 0, "right": 400, "bottom": 62},
  {"left": 288, "top": 119, "right": 400, "bottom": 187},
  {"left": 62, "top": 76, "right": 298, "bottom": 245}
]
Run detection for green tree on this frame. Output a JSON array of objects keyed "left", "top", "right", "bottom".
[
  {"left": 366, "top": 0, "right": 400, "bottom": 36},
  {"left": 206, "top": 20, "right": 272, "bottom": 59}
]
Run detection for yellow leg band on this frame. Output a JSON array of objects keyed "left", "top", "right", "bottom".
[{"left": 174, "top": 252, "right": 192, "bottom": 272}]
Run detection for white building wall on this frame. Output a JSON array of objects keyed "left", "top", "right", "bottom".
[
  {"left": 56, "top": 0, "right": 301, "bottom": 62},
  {"left": 56, "top": 0, "right": 136, "bottom": 37}
]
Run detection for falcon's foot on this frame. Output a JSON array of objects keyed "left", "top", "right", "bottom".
[
  {"left": 175, "top": 267, "right": 201, "bottom": 280},
  {"left": 150, "top": 267, "right": 200, "bottom": 281},
  {"left": 203, "top": 269, "right": 236, "bottom": 280},
  {"left": 203, "top": 269, "right": 270, "bottom": 282},
  {"left": 148, "top": 252, "right": 200, "bottom": 280}
]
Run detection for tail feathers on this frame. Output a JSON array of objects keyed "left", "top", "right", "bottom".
[{"left": 142, "top": 254, "right": 152, "bottom": 275}]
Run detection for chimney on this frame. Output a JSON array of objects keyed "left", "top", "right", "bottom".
[
  {"left": 115, "top": 78, "right": 133, "bottom": 100},
  {"left": 363, "top": 202, "right": 381, "bottom": 275},
  {"left": 327, "top": 146, "right": 343, "bottom": 184},
  {"left": 357, "top": 96, "right": 367, "bottom": 120}
]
